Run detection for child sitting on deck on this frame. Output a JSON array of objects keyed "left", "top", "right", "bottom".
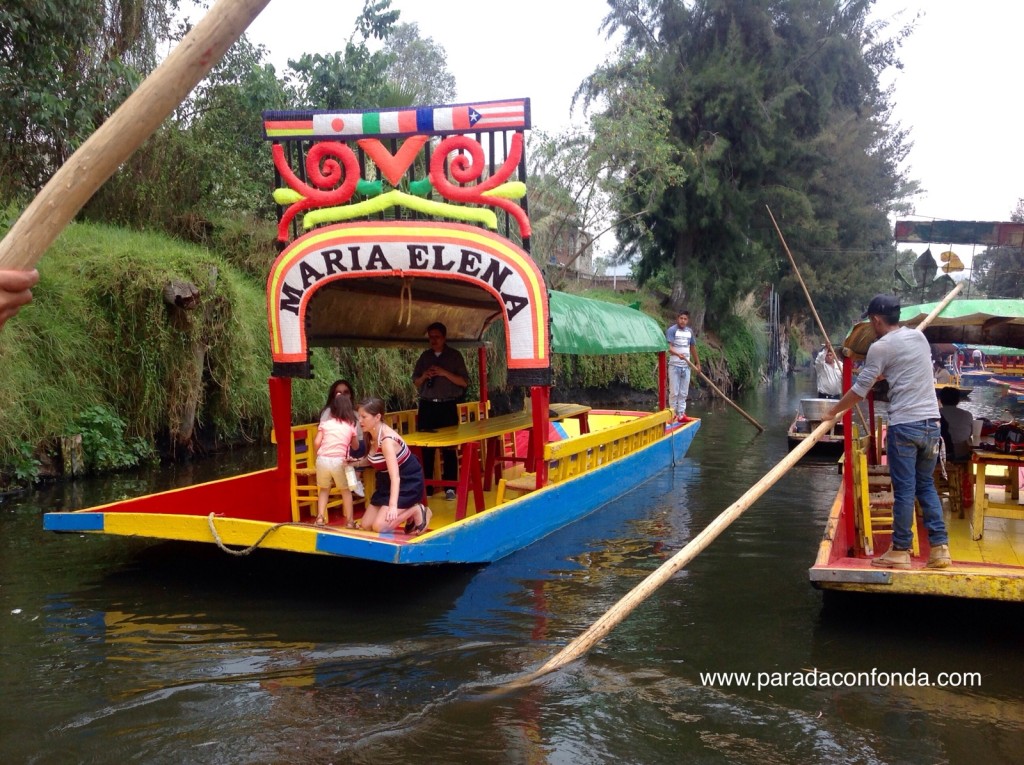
[{"left": 314, "top": 394, "right": 360, "bottom": 528}]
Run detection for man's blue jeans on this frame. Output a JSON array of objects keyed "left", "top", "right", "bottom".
[
  {"left": 668, "top": 363, "right": 691, "bottom": 416},
  {"left": 886, "top": 419, "right": 948, "bottom": 550}
]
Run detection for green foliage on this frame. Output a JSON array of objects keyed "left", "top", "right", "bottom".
[
  {"left": 74, "top": 405, "right": 155, "bottom": 472},
  {"left": 586, "top": 0, "right": 916, "bottom": 328},
  {"left": 83, "top": 31, "right": 290, "bottom": 233},
  {"left": 972, "top": 199, "right": 1024, "bottom": 298},
  {"left": 716, "top": 315, "right": 765, "bottom": 391},
  {"left": 3, "top": 440, "right": 40, "bottom": 488},
  {"left": 287, "top": 1, "right": 399, "bottom": 109},
  {"left": 0, "top": 0, "right": 174, "bottom": 202},
  {"left": 387, "top": 22, "right": 456, "bottom": 103},
  {"left": 0, "top": 221, "right": 273, "bottom": 464},
  {"left": 552, "top": 353, "right": 659, "bottom": 393}
]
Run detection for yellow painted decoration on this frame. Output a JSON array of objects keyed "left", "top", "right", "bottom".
[
  {"left": 940, "top": 250, "right": 965, "bottom": 273},
  {"left": 302, "top": 189, "right": 498, "bottom": 230},
  {"left": 481, "top": 181, "right": 527, "bottom": 200},
  {"left": 273, "top": 188, "right": 305, "bottom": 205}
]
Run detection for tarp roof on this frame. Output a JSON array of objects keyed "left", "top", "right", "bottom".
[
  {"left": 954, "top": 343, "right": 1024, "bottom": 357},
  {"left": 304, "top": 276, "right": 667, "bottom": 356},
  {"left": 843, "top": 299, "right": 1024, "bottom": 357},
  {"left": 549, "top": 291, "right": 666, "bottom": 355}
]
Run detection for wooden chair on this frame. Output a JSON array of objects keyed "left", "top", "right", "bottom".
[
  {"left": 289, "top": 424, "right": 320, "bottom": 522},
  {"left": 856, "top": 453, "right": 919, "bottom": 557},
  {"left": 934, "top": 461, "right": 969, "bottom": 519}
]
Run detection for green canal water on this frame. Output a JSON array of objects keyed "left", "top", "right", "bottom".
[{"left": 2, "top": 375, "right": 1023, "bottom": 764}]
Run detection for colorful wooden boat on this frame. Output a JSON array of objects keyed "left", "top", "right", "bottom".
[
  {"left": 43, "top": 98, "right": 699, "bottom": 564},
  {"left": 810, "top": 297, "right": 1024, "bottom": 601}
]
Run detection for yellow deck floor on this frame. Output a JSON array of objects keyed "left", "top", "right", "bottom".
[{"left": 946, "top": 495, "right": 1024, "bottom": 567}]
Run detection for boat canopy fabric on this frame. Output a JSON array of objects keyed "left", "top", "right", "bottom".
[
  {"left": 843, "top": 299, "right": 1024, "bottom": 357},
  {"left": 549, "top": 291, "right": 666, "bottom": 355},
  {"left": 953, "top": 343, "right": 1024, "bottom": 357},
  {"left": 301, "top": 276, "right": 666, "bottom": 357}
]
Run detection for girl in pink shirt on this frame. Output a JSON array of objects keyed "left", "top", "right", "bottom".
[{"left": 314, "top": 394, "right": 360, "bottom": 527}]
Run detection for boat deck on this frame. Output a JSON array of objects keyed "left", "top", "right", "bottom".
[
  {"left": 309, "top": 409, "right": 693, "bottom": 530},
  {"left": 811, "top": 470, "right": 1024, "bottom": 601},
  {"left": 949, "top": 514, "right": 1024, "bottom": 565}
]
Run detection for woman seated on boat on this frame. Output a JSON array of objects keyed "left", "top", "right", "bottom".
[
  {"left": 934, "top": 359, "right": 954, "bottom": 385},
  {"left": 350, "top": 397, "right": 430, "bottom": 535}
]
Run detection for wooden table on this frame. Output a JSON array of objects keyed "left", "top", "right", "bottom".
[
  {"left": 970, "top": 450, "right": 1024, "bottom": 539},
  {"left": 404, "top": 403, "right": 591, "bottom": 520}
]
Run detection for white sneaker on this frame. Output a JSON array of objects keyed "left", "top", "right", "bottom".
[
  {"left": 445, "top": 488, "right": 457, "bottom": 501},
  {"left": 353, "top": 480, "right": 365, "bottom": 499}
]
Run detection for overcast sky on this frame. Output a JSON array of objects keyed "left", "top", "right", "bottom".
[{"left": 244, "top": 0, "right": 1024, "bottom": 233}]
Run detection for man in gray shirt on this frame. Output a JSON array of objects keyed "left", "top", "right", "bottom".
[{"left": 826, "top": 294, "right": 951, "bottom": 569}]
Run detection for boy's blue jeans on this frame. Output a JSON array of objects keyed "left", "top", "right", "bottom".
[{"left": 886, "top": 419, "right": 949, "bottom": 550}]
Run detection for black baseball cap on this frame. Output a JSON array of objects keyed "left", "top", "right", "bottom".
[{"left": 861, "top": 294, "right": 900, "bottom": 319}]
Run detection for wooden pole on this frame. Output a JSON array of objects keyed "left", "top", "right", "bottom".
[
  {"left": 915, "top": 282, "right": 964, "bottom": 331},
  {"left": 765, "top": 206, "right": 870, "bottom": 433},
  {"left": 500, "top": 417, "right": 835, "bottom": 690},
  {"left": 684, "top": 357, "right": 765, "bottom": 432},
  {"left": 765, "top": 206, "right": 836, "bottom": 359},
  {"left": 0, "top": 0, "right": 272, "bottom": 270}
]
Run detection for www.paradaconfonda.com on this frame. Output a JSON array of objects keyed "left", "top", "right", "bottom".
[{"left": 699, "top": 669, "right": 982, "bottom": 692}]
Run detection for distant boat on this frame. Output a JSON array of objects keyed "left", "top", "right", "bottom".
[{"left": 787, "top": 398, "right": 844, "bottom": 455}]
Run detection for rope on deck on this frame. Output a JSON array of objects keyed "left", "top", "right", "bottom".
[{"left": 207, "top": 513, "right": 293, "bottom": 556}]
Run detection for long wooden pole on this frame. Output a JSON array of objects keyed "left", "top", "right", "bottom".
[
  {"left": 501, "top": 417, "right": 835, "bottom": 690},
  {"left": 0, "top": 0, "right": 272, "bottom": 270},
  {"left": 765, "top": 206, "right": 871, "bottom": 434},
  {"left": 916, "top": 282, "right": 964, "bottom": 331},
  {"left": 684, "top": 357, "right": 765, "bottom": 432},
  {"left": 765, "top": 206, "right": 836, "bottom": 359}
]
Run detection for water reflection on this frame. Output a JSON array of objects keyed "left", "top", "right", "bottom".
[{"left": 3, "top": 376, "right": 1024, "bottom": 763}]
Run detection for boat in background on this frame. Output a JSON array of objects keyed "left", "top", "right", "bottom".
[
  {"left": 811, "top": 295, "right": 1024, "bottom": 601},
  {"left": 43, "top": 98, "right": 699, "bottom": 565},
  {"left": 787, "top": 397, "right": 844, "bottom": 454},
  {"left": 961, "top": 344, "right": 1024, "bottom": 379}
]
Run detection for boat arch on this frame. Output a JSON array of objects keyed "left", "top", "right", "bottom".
[{"left": 267, "top": 221, "right": 551, "bottom": 384}]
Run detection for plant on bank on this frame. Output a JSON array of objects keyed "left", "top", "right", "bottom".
[{"left": 74, "top": 405, "right": 155, "bottom": 472}]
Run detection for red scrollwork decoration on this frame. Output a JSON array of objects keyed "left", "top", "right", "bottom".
[
  {"left": 428, "top": 133, "right": 531, "bottom": 238},
  {"left": 271, "top": 141, "right": 360, "bottom": 242}
]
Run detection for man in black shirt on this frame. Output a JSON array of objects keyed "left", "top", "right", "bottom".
[{"left": 412, "top": 322, "right": 469, "bottom": 499}]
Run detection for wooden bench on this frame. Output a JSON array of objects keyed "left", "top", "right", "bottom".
[{"left": 495, "top": 410, "right": 673, "bottom": 504}]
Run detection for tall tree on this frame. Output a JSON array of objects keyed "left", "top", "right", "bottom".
[
  {"left": 385, "top": 22, "right": 456, "bottom": 104},
  {"left": 583, "top": 0, "right": 917, "bottom": 329},
  {"left": 1, "top": 0, "right": 176, "bottom": 201},
  {"left": 532, "top": 52, "right": 686, "bottom": 287},
  {"left": 286, "top": 0, "right": 399, "bottom": 110},
  {"left": 972, "top": 199, "right": 1024, "bottom": 298}
]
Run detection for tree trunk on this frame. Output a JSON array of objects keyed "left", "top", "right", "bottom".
[
  {"left": 671, "top": 231, "right": 707, "bottom": 332},
  {"left": 163, "top": 268, "right": 218, "bottom": 454}
]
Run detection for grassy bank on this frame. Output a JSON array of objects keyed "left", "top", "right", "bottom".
[{"left": 0, "top": 222, "right": 416, "bottom": 487}]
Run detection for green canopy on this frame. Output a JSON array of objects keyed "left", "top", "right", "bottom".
[
  {"left": 963, "top": 344, "right": 1024, "bottom": 357},
  {"left": 843, "top": 298, "right": 1024, "bottom": 356},
  {"left": 549, "top": 291, "right": 666, "bottom": 355}
]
